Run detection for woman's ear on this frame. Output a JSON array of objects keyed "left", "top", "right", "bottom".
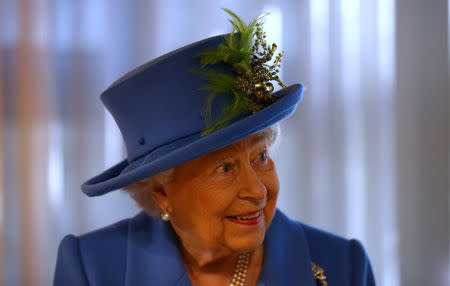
[{"left": 150, "top": 182, "right": 171, "bottom": 212}]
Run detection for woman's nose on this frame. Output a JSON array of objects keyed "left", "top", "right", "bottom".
[{"left": 237, "top": 164, "right": 266, "bottom": 202}]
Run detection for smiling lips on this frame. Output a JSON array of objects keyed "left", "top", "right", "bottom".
[{"left": 226, "top": 209, "right": 264, "bottom": 225}]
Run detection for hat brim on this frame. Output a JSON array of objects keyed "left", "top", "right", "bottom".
[{"left": 82, "top": 83, "right": 303, "bottom": 196}]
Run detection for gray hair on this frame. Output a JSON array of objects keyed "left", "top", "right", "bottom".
[{"left": 122, "top": 124, "right": 281, "bottom": 216}]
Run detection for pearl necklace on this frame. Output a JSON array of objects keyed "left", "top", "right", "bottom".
[{"left": 230, "top": 252, "right": 250, "bottom": 286}]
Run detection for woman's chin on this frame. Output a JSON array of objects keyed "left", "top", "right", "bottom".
[
  {"left": 226, "top": 235, "right": 265, "bottom": 253},
  {"left": 224, "top": 227, "right": 266, "bottom": 252},
  {"left": 222, "top": 212, "right": 267, "bottom": 250}
]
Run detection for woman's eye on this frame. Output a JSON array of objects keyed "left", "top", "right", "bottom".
[
  {"left": 254, "top": 150, "right": 269, "bottom": 165},
  {"left": 259, "top": 151, "right": 268, "bottom": 161},
  {"left": 216, "top": 163, "right": 232, "bottom": 174}
]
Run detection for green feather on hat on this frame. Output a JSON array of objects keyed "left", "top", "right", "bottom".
[{"left": 196, "top": 8, "right": 287, "bottom": 136}]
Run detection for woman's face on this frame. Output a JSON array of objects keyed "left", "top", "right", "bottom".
[{"left": 162, "top": 131, "right": 279, "bottom": 254}]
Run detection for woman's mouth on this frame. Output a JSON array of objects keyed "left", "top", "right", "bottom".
[{"left": 226, "top": 209, "right": 264, "bottom": 225}]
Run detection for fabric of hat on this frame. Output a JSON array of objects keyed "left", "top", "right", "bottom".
[{"left": 81, "top": 10, "right": 303, "bottom": 197}]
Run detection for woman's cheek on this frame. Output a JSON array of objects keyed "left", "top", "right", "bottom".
[
  {"left": 270, "top": 171, "right": 280, "bottom": 196},
  {"left": 261, "top": 161, "right": 280, "bottom": 199},
  {"left": 262, "top": 169, "right": 279, "bottom": 210}
]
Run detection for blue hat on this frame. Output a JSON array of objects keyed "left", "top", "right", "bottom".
[{"left": 81, "top": 32, "right": 303, "bottom": 197}]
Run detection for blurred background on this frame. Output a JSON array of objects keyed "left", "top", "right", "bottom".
[{"left": 0, "top": 0, "right": 448, "bottom": 285}]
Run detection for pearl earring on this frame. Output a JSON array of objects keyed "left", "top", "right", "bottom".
[{"left": 161, "top": 211, "right": 171, "bottom": 221}]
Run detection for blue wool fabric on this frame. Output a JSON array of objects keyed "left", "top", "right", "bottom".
[{"left": 54, "top": 209, "right": 376, "bottom": 285}]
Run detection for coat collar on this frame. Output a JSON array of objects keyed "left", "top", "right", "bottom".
[
  {"left": 124, "top": 212, "right": 191, "bottom": 286},
  {"left": 258, "top": 210, "right": 317, "bottom": 285},
  {"left": 124, "top": 209, "right": 316, "bottom": 286}
]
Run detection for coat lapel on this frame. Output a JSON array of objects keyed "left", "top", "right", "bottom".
[
  {"left": 124, "top": 212, "right": 192, "bottom": 286},
  {"left": 258, "top": 210, "right": 317, "bottom": 285}
]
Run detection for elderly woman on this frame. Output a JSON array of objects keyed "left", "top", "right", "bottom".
[{"left": 54, "top": 10, "right": 375, "bottom": 286}]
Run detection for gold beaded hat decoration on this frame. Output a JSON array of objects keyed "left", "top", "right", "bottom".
[
  {"left": 196, "top": 9, "right": 288, "bottom": 135},
  {"left": 81, "top": 9, "right": 303, "bottom": 196}
]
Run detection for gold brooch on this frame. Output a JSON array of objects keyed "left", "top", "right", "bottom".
[{"left": 312, "top": 262, "right": 328, "bottom": 286}]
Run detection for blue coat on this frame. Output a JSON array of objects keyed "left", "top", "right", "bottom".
[{"left": 54, "top": 209, "right": 376, "bottom": 285}]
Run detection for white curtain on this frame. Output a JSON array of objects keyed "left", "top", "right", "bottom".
[{"left": 1, "top": 0, "right": 448, "bottom": 285}]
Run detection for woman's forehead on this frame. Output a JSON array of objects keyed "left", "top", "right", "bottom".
[{"left": 210, "top": 131, "right": 270, "bottom": 156}]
